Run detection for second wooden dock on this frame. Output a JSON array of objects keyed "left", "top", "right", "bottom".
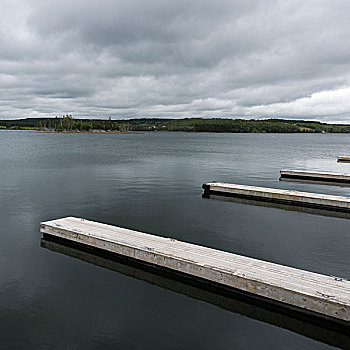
[
  {"left": 338, "top": 156, "right": 350, "bottom": 162},
  {"left": 280, "top": 169, "right": 350, "bottom": 184},
  {"left": 203, "top": 182, "right": 350, "bottom": 212}
]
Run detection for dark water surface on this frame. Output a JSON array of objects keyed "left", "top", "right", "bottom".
[{"left": 0, "top": 131, "right": 349, "bottom": 349}]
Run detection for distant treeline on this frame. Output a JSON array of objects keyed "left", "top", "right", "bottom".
[
  {"left": 1, "top": 116, "right": 350, "bottom": 133},
  {"left": 0, "top": 115, "right": 120, "bottom": 132},
  {"left": 119, "top": 118, "right": 350, "bottom": 133}
]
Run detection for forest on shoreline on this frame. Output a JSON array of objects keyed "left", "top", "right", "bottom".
[{"left": 1, "top": 116, "right": 350, "bottom": 133}]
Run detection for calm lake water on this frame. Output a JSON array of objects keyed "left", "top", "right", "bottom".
[{"left": 0, "top": 131, "right": 349, "bottom": 349}]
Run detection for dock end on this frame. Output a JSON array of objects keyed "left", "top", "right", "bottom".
[{"left": 202, "top": 183, "right": 210, "bottom": 191}]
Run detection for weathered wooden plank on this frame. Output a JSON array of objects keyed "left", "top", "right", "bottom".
[
  {"left": 40, "top": 217, "right": 350, "bottom": 322},
  {"left": 202, "top": 182, "right": 350, "bottom": 212},
  {"left": 280, "top": 169, "right": 350, "bottom": 184}
]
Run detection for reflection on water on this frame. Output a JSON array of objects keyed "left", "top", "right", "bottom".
[
  {"left": 41, "top": 236, "right": 350, "bottom": 349},
  {"left": 1, "top": 132, "right": 350, "bottom": 349}
]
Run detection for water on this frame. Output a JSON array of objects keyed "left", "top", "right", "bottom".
[{"left": 0, "top": 131, "right": 349, "bottom": 349}]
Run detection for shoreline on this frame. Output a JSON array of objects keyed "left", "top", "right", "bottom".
[
  {"left": 0, "top": 129, "right": 348, "bottom": 135},
  {"left": 0, "top": 129, "right": 136, "bottom": 134}
]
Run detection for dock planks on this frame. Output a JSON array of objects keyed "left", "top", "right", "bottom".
[{"left": 40, "top": 217, "right": 350, "bottom": 322}]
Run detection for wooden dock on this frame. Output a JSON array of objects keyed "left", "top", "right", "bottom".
[
  {"left": 41, "top": 237, "right": 350, "bottom": 348},
  {"left": 280, "top": 169, "right": 350, "bottom": 184},
  {"left": 338, "top": 156, "right": 350, "bottom": 163},
  {"left": 203, "top": 193, "right": 350, "bottom": 219},
  {"left": 40, "top": 217, "right": 350, "bottom": 322},
  {"left": 202, "top": 182, "right": 350, "bottom": 212}
]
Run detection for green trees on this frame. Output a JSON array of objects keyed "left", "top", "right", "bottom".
[
  {"left": 1, "top": 116, "right": 350, "bottom": 133},
  {"left": 47, "top": 115, "right": 120, "bottom": 132},
  {"left": 120, "top": 118, "right": 302, "bottom": 133},
  {"left": 117, "top": 118, "right": 348, "bottom": 133}
]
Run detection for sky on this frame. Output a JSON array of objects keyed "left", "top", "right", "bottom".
[{"left": 1, "top": 0, "right": 350, "bottom": 122}]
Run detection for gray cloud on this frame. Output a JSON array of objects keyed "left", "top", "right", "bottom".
[{"left": 1, "top": 0, "right": 350, "bottom": 121}]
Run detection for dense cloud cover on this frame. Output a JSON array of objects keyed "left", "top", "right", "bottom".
[{"left": 1, "top": 0, "right": 350, "bottom": 121}]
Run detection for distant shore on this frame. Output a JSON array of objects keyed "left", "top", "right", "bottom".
[
  {"left": 2, "top": 117, "right": 350, "bottom": 133},
  {"left": 0, "top": 129, "right": 135, "bottom": 134}
]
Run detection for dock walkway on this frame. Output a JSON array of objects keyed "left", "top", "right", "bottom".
[
  {"left": 41, "top": 217, "right": 350, "bottom": 322},
  {"left": 203, "top": 182, "right": 350, "bottom": 212},
  {"left": 280, "top": 169, "right": 350, "bottom": 184}
]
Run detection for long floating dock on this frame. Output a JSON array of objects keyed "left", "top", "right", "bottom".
[
  {"left": 202, "top": 182, "right": 350, "bottom": 212},
  {"left": 40, "top": 217, "right": 350, "bottom": 322},
  {"left": 41, "top": 237, "right": 350, "bottom": 348},
  {"left": 338, "top": 156, "right": 350, "bottom": 163},
  {"left": 280, "top": 169, "right": 350, "bottom": 184},
  {"left": 204, "top": 193, "right": 350, "bottom": 219}
]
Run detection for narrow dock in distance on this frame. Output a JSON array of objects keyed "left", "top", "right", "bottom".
[
  {"left": 202, "top": 182, "right": 350, "bottom": 212},
  {"left": 280, "top": 169, "right": 350, "bottom": 184},
  {"left": 40, "top": 217, "right": 350, "bottom": 322},
  {"left": 338, "top": 156, "right": 350, "bottom": 163}
]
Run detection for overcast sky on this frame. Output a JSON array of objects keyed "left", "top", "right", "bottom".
[{"left": 1, "top": 0, "right": 350, "bottom": 122}]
